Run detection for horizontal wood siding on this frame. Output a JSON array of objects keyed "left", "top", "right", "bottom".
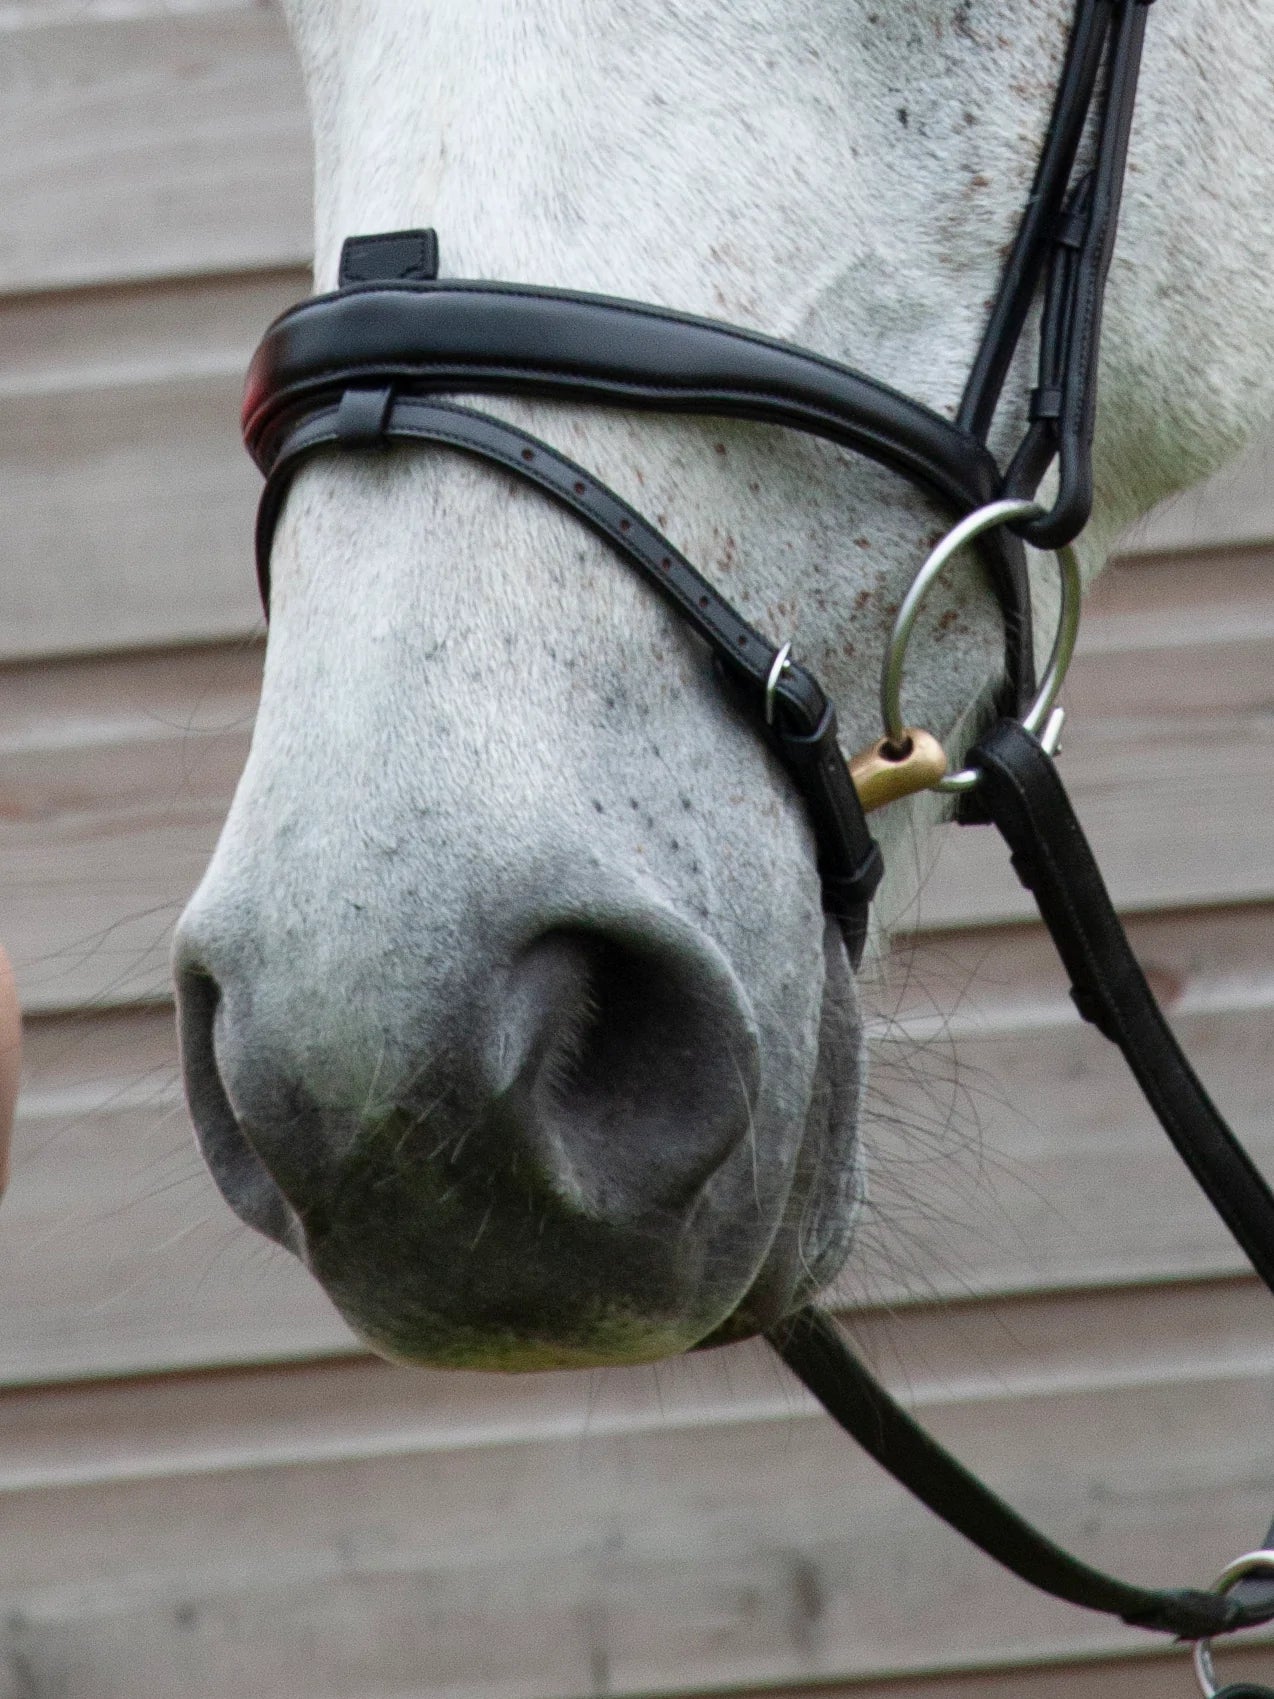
[
  {"left": 0, "top": 5, "right": 309, "bottom": 293},
  {"left": 0, "top": 272, "right": 294, "bottom": 660},
  {"left": 3, "top": 5, "right": 1273, "bottom": 1696},
  {"left": 1, "top": 1279, "right": 1273, "bottom": 1697}
]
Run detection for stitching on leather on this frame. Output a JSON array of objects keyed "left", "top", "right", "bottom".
[
  {"left": 247, "top": 369, "right": 991, "bottom": 506},
  {"left": 247, "top": 288, "right": 989, "bottom": 463},
  {"left": 267, "top": 282, "right": 922, "bottom": 403},
  {"left": 264, "top": 401, "right": 777, "bottom": 679}
]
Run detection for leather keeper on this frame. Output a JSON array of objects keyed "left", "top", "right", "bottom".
[{"left": 336, "top": 386, "right": 396, "bottom": 446}]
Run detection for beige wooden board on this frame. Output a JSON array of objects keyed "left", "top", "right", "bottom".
[
  {"left": 0, "top": 268, "right": 306, "bottom": 398},
  {"left": 7, "top": 900, "right": 1274, "bottom": 1382},
  {"left": 0, "top": 4, "right": 309, "bottom": 293},
  {"left": 0, "top": 272, "right": 301, "bottom": 661},
  {"left": 2, "top": 1277, "right": 1269, "bottom": 1485},
  {"left": 5, "top": 1002, "right": 357, "bottom": 1383},
  {"left": 841, "top": 905, "right": 1274, "bottom": 1308},
  {"left": 1, "top": 1, "right": 265, "bottom": 20},
  {"left": 6, "top": 544, "right": 1274, "bottom": 1014},
  {"left": 883, "top": 901, "right": 1274, "bottom": 1038},
  {"left": 0, "top": 642, "right": 264, "bottom": 1013},
  {"left": 0, "top": 1279, "right": 1271, "bottom": 1696}
]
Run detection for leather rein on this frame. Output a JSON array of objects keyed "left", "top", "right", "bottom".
[{"left": 241, "top": 2, "right": 1274, "bottom": 1689}]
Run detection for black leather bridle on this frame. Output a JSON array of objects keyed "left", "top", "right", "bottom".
[{"left": 242, "top": 2, "right": 1274, "bottom": 1689}]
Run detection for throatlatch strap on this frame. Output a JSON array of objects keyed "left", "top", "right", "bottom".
[{"left": 769, "top": 1306, "right": 1274, "bottom": 1642}]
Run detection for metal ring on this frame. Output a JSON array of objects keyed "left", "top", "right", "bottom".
[
  {"left": 879, "top": 498, "right": 1083, "bottom": 795},
  {"left": 765, "top": 641, "right": 793, "bottom": 727},
  {"left": 1193, "top": 1549, "right": 1274, "bottom": 1697}
]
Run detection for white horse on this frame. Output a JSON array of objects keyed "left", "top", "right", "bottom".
[{"left": 174, "top": 0, "right": 1274, "bottom": 1370}]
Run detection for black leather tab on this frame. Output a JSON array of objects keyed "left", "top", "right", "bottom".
[
  {"left": 339, "top": 229, "right": 440, "bottom": 287},
  {"left": 335, "top": 386, "right": 395, "bottom": 445}
]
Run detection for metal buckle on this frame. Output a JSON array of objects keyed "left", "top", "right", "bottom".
[
  {"left": 879, "top": 497, "right": 1082, "bottom": 795},
  {"left": 764, "top": 641, "right": 794, "bottom": 727},
  {"left": 1193, "top": 1550, "right": 1274, "bottom": 1697}
]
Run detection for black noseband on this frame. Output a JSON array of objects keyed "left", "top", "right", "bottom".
[{"left": 243, "top": 276, "right": 1034, "bottom": 717}]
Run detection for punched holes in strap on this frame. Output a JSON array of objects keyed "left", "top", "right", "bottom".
[
  {"left": 255, "top": 392, "right": 885, "bottom": 962},
  {"left": 242, "top": 273, "right": 1037, "bottom": 719},
  {"left": 266, "top": 393, "right": 793, "bottom": 699}
]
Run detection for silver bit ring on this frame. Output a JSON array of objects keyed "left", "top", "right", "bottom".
[
  {"left": 880, "top": 498, "right": 1082, "bottom": 794},
  {"left": 1193, "top": 1550, "right": 1274, "bottom": 1697}
]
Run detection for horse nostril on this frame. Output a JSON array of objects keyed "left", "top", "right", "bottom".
[
  {"left": 492, "top": 927, "right": 759, "bottom": 1219},
  {"left": 175, "top": 960, "right": 303, "bottom": 1252}
]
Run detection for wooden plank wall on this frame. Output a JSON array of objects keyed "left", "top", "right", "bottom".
[{"left": 3, "top": 4, "right": 1273, "bottom": 1695}]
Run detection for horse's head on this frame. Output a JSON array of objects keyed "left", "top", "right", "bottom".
[{"left": 174, "top": 0, "right": 1274, "bottom": 1369}]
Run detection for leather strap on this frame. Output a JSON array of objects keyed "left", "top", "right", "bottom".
[
  {"left": 244, "top": 279, "right": 1035, "bottom": 717},
  {"left": 767, "top": 725, "right": 1274, "bottom": 1646},
  {"left": 770, "top": 1306, "right": 1274, "bottom": 1642},
  {"left": 246, "top": 281, "right": 1010, "bottom": 516},
  {"left": 959, "top": 0, "right": 1109, "bottom": 442},
  {"left": 258, "top": 393, "right": 884, "bottom": 966},
  {"left": 961, "top": 0, "right": 1154, "bottom": 550},
  {"left": 1007, "top": 0, "right": 1153, "bottom": 548},
  {"left": 968, "top": 719, "right": 1274, "bottom": 1292}
]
